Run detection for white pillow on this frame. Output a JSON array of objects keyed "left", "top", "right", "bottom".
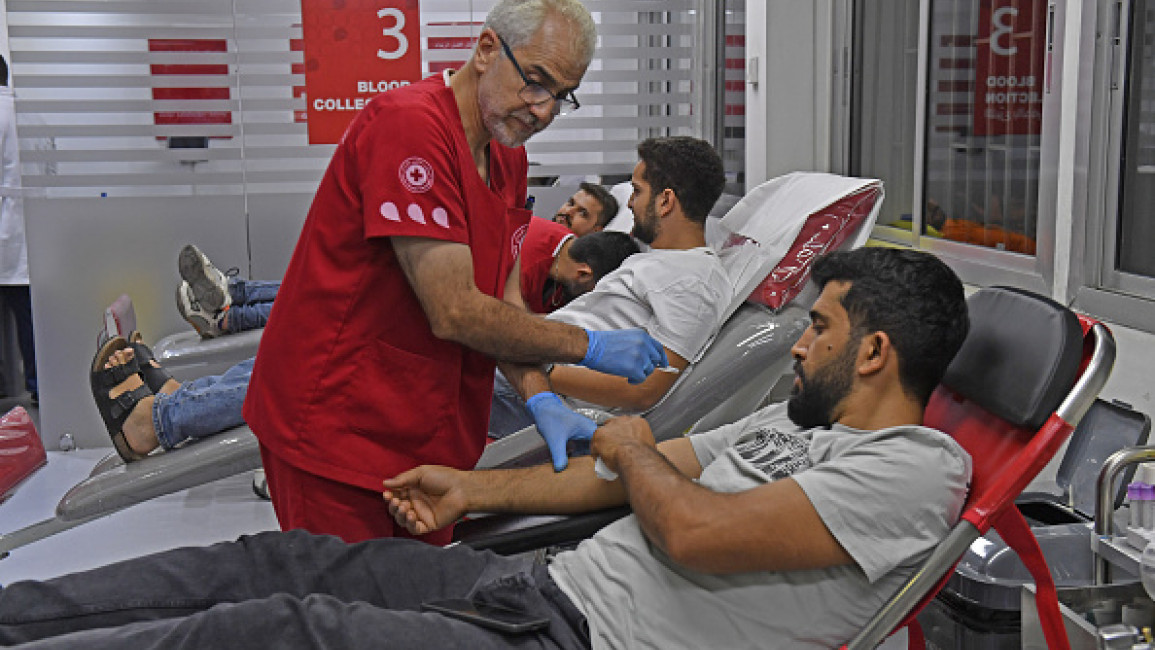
[{"left": 603, "top": 181, "right": 634, "bottom": 233}]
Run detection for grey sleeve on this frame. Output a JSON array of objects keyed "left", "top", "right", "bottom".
[
  {"left": 793, "top": 429, "right": 971, "bottom": 583},
  {"left": 689, "top": 403, "right": 789, "bottom": 471}
]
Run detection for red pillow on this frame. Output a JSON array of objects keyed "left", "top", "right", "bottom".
[
  {"left": 0, "top": 406, "right": 46, "bottom": 503},
  {"left": 746, "top": 186, "right": 881, "bottom": 310}
]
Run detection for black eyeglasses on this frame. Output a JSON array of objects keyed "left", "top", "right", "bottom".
[{"left": 497, "top": 34, "right": 580, "bottom": 115}]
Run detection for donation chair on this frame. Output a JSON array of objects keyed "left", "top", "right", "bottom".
[
  {"left": 153, "top": 329, "right": 262, "bottom": 384},
  {"left": 0, "top": 173, "right": 883, "bottom": 558},
  {"left": 844, "top": 287, "right": 1115, "bottom": 649}
]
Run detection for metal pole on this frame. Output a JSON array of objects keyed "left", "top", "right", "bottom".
[{"left": 693, "top": 0, "right": 726, "bottom": 152}]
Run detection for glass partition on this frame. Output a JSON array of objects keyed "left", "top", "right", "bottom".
[
  {"left": 850, "top": 0, "right": 1045, "bottom": 258},
  {"left": 921, "top": 0, "right": 1044, "bottom": 256},
  {"left": 849, "top": 0, "right": 920, "bottom": 232}
]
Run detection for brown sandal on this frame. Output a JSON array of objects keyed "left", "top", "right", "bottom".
[
  {"left": 127, "top": 331, "right": 175, "bottom": 394},
  {"left": 90, "top": 336, "right": 152, "bottom": 462}
]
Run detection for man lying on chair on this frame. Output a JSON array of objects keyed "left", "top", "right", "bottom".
[
  {"left": 3, "top": 247, "right": 971, "bottom": 648},
  {"left": 489, "top": 135, "right": 731, "bottom": 453}
]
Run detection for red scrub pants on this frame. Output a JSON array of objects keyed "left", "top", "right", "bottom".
[{"left": 259, "top": 444, "right": 455, "bottom": 546}]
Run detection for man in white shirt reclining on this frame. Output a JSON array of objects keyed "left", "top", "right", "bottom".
[
  {"left": 1, "top": 247, "right": 970, "bottom": 649},
  {"left": 490, "top": 136, "right": 732, "bottom": 463}
]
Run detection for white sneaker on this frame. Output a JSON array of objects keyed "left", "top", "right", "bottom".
[
  {"left": 178, "top": 244, "right": 233, "bottom": 314},
  {"left": 176, "top": 281, "right": 226, "bottom": 338}
]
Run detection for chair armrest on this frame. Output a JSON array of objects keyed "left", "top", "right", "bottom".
[{"left": 453, "top": 506, "right": 631, "bottom": 556}]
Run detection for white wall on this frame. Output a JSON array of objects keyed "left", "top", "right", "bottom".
[{"left": 745, "top": 0, "right": 834, "bottom": 186}]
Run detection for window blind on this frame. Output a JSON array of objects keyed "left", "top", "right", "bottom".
[{"left": 11, "top": 0, "right": 706, "bottom": 197}]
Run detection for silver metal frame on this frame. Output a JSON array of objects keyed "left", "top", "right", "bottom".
[{"left": 845, "top": 318, "right": 1117, "bottom": 649}]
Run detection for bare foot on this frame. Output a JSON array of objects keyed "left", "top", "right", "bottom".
[{"left": 104, "top": 348, "right": 161, "bottom": 455}]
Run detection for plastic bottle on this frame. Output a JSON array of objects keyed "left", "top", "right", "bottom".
[
  {"left": 1135, "top": 484, "right": 1151, "bottom": 530},
  {"left": 1133, "top": 483, "right": 1145, "bottom": 529},
  {"left": 1141, "top": 484, "right": 1150, "bottom": 531}
]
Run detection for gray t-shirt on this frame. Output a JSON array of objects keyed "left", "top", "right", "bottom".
[
  {"left": 548, "top": 402, "right": 971, "bottom": 649},
  {"left": 547, "top": 247, "right": 730, "bottom": 363}
]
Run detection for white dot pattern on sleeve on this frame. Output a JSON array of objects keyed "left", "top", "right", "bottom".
[
  {"left": 380, "top": 202, "right": 401, "bottom": 221},
  {"left": 407, "top": 203, "right": 426, "bottom": 224}
]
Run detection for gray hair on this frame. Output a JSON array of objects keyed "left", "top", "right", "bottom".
[{"left": 484, "top": 0, "right": 597, "bottom": 65}]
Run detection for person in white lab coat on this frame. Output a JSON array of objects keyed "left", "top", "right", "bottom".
[{"left": 0, "top": 54, "right": 37, "bottom": 403}]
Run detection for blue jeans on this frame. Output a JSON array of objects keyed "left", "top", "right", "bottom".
[
  {"left": 0, "top": 530, "right": 590, "bottom": 649},
  {"left": 223, "top": 279, "right": 278, "bottom": 334},
  {"left": 489, "top": 369, "right": 536, "bottom": 439},
  {"left": 152, "top": 357, "right": 251, "bottom": 450}
]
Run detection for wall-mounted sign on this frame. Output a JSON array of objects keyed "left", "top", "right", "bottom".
[
  {"left": 148, "top": 38, "right": 232, "bottom": 143},
  {"left": 973, "top": 0, "right": 1045, "bottom": 136},
  {"left": 300, "top": 0, "right": 422, "bottom": 145}
]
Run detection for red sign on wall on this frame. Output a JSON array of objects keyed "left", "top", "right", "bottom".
[
  {"left": 973, "top": 0, "right": 1045, "bottom": 136},
  {"left": 148, "top": 39, "right": 232, "bottom": 136},
  {"left": 300, "top": 0, "right": 422, "bottom": 144}
]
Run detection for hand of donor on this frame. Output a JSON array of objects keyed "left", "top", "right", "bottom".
[
  {"left": 526, "top": 392, "right": 597, "bottom": 472},
  {"left": 591, "top": 415, "right": 655, "bottom": 477},
  {"left": 382, "top": 465, "right": 466, "bottom": 536},
  {"left": 581, "top": 329, "right": 669, "bottom": 384}
]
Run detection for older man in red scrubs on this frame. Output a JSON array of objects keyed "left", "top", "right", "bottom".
[{"left": 244, "top": 0, "right": 666, "bottom": 545}]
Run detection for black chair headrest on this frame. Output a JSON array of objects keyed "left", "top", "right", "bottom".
[{"left": 941, "top": 287, "right": 1083, "bottom": 430}]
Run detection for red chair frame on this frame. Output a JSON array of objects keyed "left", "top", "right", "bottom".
[{"left": 846, "top": 291, "right": 1115, "bottom": 649}]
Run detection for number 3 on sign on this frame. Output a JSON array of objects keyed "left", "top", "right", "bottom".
[
  {"left": 377, "top": 7, "right": 408, "bottom": 60},
  {"left": 991, "top": 6, "right": 1018, "bottom": 57}
]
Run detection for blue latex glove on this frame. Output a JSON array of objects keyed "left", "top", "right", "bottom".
[
  {"left": 526, "top": 392, "right": 597, "bottom": 472},
  {"left": 581, "top": 329, "right": 669, "bottom": 384}
]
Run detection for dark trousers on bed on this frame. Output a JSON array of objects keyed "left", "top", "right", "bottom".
[{"left": 0, "top": 529, "right": 590, "bottom": 649}]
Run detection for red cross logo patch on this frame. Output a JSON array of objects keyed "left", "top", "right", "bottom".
[{"left": 398, "top": 157, "right": 434, "bottom": 194}]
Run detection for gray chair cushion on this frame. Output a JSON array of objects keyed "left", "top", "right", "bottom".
[{"left": 943, "top": 287, "right": 1083, "bottom": 430}]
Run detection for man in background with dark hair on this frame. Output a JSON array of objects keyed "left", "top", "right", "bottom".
[
  {"left": 0, "top": 247, "right": 972, "bottom": 649},
  {"left": 552, "top": 180, "right": 619, "bottom": 236},
  {"left": 519, "top": 217, "right": 638, "bottom": 314}
]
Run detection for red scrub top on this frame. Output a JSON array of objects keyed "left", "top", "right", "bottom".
[
  {"left": 519, "top": 218, "right": 574, "bottom": 314},
  {"left": 244, "top": 74, "right": 530, "bottom": 491}
]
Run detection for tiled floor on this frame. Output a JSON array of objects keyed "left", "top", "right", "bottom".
[{"left": 0, "top": 445, "right": 277, "bottom": 584}]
